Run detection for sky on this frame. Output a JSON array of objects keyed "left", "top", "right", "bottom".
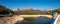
[{"left": 0, "top": 0, "right": 60, "bottom": 10}]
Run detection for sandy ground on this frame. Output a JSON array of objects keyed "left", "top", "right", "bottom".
[
  {"left": 0, "top": 15, "right": 24, "bottom": 24},
  {"left": 56, "top": 17, "right": 60, "bottom": 24}
]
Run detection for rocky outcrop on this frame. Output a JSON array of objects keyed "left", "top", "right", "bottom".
[{"left": 0, "top": 15, "right": 24, "bottom": 24}]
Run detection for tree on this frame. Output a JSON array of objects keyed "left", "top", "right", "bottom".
[
  {"left": 52, "top": 8, "right": 60, "bottom": 14},
  {"left": 0, "top": 5, "right": 14, "bottom": 14}
]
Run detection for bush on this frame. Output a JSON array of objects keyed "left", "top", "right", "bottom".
[{"left": 0, "top": 5, "right": 14, "bottom": 15}]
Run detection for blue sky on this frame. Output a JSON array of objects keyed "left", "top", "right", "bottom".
[{"left": 0, "top": 0, "right": 60, "bottom": 10}]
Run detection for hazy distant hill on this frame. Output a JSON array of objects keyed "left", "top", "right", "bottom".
[{"left": 12, "top": 8, "right": 60, "bottom": 15}]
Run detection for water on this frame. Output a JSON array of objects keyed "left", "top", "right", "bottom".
[
  {"left": 16, "top": 20, "right": 51, "bottom": 24},
  {"left": 16, "top": 16, "right": 53, "bottom": 24}
]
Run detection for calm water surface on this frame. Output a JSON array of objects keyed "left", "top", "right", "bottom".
[{"left": 16, "top": 16, "right": 53, "bottom": 24}]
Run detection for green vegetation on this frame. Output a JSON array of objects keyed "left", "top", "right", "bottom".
[
  {"left": 14, "top": 8, "right": 60, "bottom": 15},
  {"left": 14, "top": 11, "right": 20, "bottom": 15},
  {"left": 21, "top": 11, "right": 39, "bottom": 15},
  {"left": 0, "top": 5, "right": 14, "bottom": 14},
  {"left": 24, "top": 17, "right": 34, "bottom": 21},
  {"left": 53, "top": 8, "right": 60, "bottom": 14},
  {"left": 0, "top": 5, "right": 60, "bottom": 15}
]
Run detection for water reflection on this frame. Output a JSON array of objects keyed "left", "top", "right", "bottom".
[{"left": 16, "top": 16, "right": 53, "bottom": 24}]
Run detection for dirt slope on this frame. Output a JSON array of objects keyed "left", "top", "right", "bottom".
[{"left": 56, "top": 17, "right": 60, "bottom": 24}]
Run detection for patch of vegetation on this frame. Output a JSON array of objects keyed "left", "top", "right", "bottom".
[
  {"left": 0, "top": 5, "right": 14, "bottom": 14},
  {"left": 1, "top": 5, "right": 60, "bottom": 15},
  {"left": 24, "top": 17, "right": 34, "bottom": 21}
]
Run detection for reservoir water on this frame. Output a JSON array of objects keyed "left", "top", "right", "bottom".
[{"left": 16, "top": 16, "right": 53, "bottom": 24}]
